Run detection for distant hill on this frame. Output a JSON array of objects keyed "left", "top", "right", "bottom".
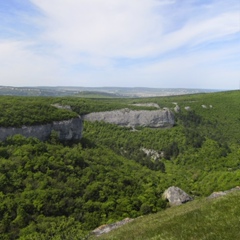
[
  {"left": 74, "top": 91, "right": 121, "bottom": 98},
  {"left": 0, "top": 86, "right": 218, "bottom": 97}
]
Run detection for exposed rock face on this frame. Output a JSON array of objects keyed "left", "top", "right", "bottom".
[
  {"left": 0, "top": 117, "right": 83, "bottom": 142},
  {"left": 208, "top": 186, "right": 240, "bottom": 199},
  {"left": 131, "top": 103, "right": 160, "bottom": 109},
  {"left": 163, "top": 186, "right": 193, "bottom": 206},
  {"left": 208, "top": 191, "right": 227, "bottom": 199},
  {"left": 92, "top": 218, "right": 134, "bottom": 236},
  {"left": 83, "top": 108, "right": 175, "bottom": 128},
  {"left": 141, "top": 148, "right": 164, "bottom": 160}
]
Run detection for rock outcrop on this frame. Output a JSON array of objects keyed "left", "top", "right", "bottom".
[
  {"left": 92, "top": 218, "right": 134, "bottom": 236},
  {"left": 83, "top": 108, "right": 174, "bottom": 128},
  {"left": 130, "top": 103, "right": 160, "bottom": 109},
  {"left": 174, "top": 105, "right": 180, "bottom": 113},
  {"left": 0, "top": 117, "right": 83, "bottom": 142},
  {"left": 141, "top": 148, "right": 164, "bottom": 160},
  {"left": 208, "top": 186, "right": 240, "bottom": 199},
  {"left": 162, "top": 186, "right": 193, "bottom": 206}
]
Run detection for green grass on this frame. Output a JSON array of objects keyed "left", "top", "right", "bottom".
[{"left": 90, "top": 191, "right": 240, "bottom": 240}]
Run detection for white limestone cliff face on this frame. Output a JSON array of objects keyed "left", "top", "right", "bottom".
[
  {"left": 83, "top": 108, "right": 175, "bottom": 128},
  {"left": 0, "top": 117, "right": 83, "bottom": 141}
]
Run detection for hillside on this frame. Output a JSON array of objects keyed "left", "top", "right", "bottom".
[
  {"left": 0, "top": 96, "right": 77, "bottom": 127},
  {"left": 0, "top": 90, "right": 239, "bottom": 239},
  {"left": 90, "top": 191, "right": 240, "bottom": 240}
]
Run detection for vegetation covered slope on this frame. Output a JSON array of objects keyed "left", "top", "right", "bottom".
[
  {"left": 0, "top": 90, "right": 239, "bottom": 239},
  {"left": 83, "top": 90, "right": 240, "bottom": 196},
  {"left": 90, "top": 191, "right": 240, "bottom": 240},
  {"left": 0, "top": 135, "right": 167, "bottom": 239},
  {"left": 0, "top": 96, "right": 156, "bottom": 127},
  {"left": 0, "top": 96, "right": 77, "bottom": 127}
]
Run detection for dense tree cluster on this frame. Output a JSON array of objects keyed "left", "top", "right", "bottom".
[
  {"left": 0, "top": 97, "right": 77, "bottom": 127},
  {"left": 0, "top": 135, "right": 168, "bottom": 239}
]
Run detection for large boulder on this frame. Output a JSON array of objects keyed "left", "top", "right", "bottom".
[
  {"left": 163, "top": 186, "right": 193, "bottom": 206},
  {"left": 83, "top": 108, "right": 175, "bottom": 128}
]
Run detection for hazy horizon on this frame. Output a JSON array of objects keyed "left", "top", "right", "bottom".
[{"left": 0, "top": 85, "right": 226, "bottom": 91}]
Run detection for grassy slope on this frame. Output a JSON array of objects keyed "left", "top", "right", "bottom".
[{"left": 90, "top": 191, "right": 240, "bottom": 240}]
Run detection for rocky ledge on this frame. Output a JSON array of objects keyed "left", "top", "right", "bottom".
[
  {"left": 83, "top": 108, "right": 175, "bottom": 128},
  {"left": 0, "top": 117, "right": 83, "bottom": 142},
  {"left": 91, "top": 218, "right": 134, "bottom": 237},
  {"left": 207, "top": 186, "right": 240, "bottom": 199}
]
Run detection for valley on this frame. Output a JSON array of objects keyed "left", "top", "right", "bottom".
[{"left": 0, "top": 90, "right": 239, "bottom": 239}]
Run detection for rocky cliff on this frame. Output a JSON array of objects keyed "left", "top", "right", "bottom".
[
  {"left": 0, "top": 117, "right": 83, "bottom": 142},
  {"left": 83, "top": 108, "right": 175, "bottom": 128}
]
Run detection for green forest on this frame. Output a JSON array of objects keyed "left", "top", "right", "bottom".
[{"left": 0, "top": 90, "right": 239, "bottom": 239}]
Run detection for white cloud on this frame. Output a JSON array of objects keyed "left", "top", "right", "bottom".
[
  {"left": 0, "top": 0, "right": 239, "bottom": 88},
  {"left": 0, "top": 41, "right": 64, "bottom": 86},
  {"left": 29, "top": 0, "right": 239, "bottom": 59},
  {"left": 30, "top": 0, "right": 168, "bottom": 57}
]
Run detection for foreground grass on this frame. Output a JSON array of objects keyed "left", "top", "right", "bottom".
[{"left": 90, "top": 191, "right": 240, "bottom": 240}]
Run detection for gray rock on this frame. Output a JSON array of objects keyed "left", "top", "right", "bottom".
[
  {"left": 92, "top": 218, "right": 133, "bottom": 236},
  {"left": 51, "top": 103, "right": 72, "bottom": 111},
  {"left": 163, "top": 186, "right": 193, "bottom": 206},
  {"left": 174, "top": 105, "right": 180, "bottom": 113},
  {"left": 83, "top": 108, "right": 174, "bottom": 128},
  {"left": 207, "top": 191, "right": 227, "bottom": 199},
  {"left": 184, "top": 106, "right": 191, "bottom": 111},
  {"left": 208, "top": 186, "right": 240, "bottom": 199},
  {"left": 141, "top": 148, "right": 164, "bottom": 160},
  {"left": 0, "top": 117, "right": 83, "bottom": 142},
  {"left": 130, "top": 103, "right": 160, "bottom": 109}
]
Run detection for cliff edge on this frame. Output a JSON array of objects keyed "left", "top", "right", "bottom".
[
  {"left": 83, "top": 108, "right": 175, "bottom": 128},
  {"left": 0, "top": 116, "right": 83, "bottom": 141}
]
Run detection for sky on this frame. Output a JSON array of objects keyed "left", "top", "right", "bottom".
[{"left": 0, "top": 0, "right": 239, "bottom": 89}]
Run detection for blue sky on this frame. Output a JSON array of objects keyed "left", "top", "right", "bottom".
[{"left": 0, "top": 0, "right": 239, "bottom": 89}]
